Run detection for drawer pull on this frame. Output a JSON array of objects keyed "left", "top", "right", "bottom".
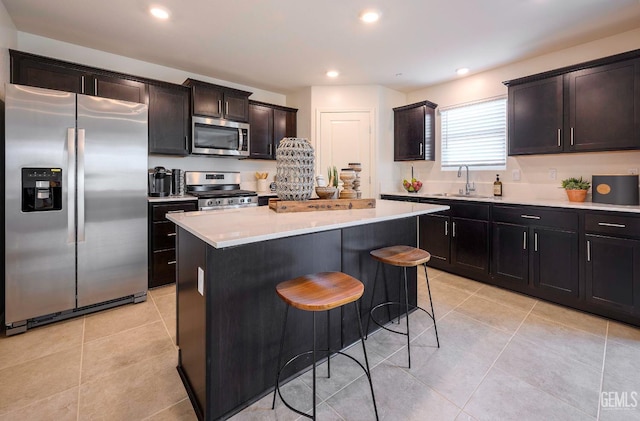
[
  {"left": 167, "top": 210, "right": 185, "bottom": 214},
  {"left": 597, "top": 222, "right": 626, "bottom": 228},
  {"left": 167, "top": 232, "right": 177, "bottom": 237},
  {"left": 167, "top": 260, "right": 177, "bottom": 265},
  {"left": 521, "top": 214, "right": 541, "bottom": 220}
]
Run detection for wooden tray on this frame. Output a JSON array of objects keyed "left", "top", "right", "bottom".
[{"left": 268, "top": 197, "right": 376, "bottom": 213}]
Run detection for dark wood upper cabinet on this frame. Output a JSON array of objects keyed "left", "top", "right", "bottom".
[
  {"left": 505, "top": 50, "right": 640, "bottom": 156},
  {"left": 184, "top": 79, "right": 252, "bottom": 122},
  {"left": 10, "top": 50, "right": 147, "bottom": 104},
  {"left": 93, "top": 74, "right": 147, "bottom": 104},
  {"left": 508, "top": 76, "right": 564, "bottom": 155},
  {"left": 567, "top": 59, "right": 640, "bottom": 151},
  {"left": 148, "top": 83, "right": 190, "bottom": 156},
  {"left": 393, "top": 100, "right": 437, "bottom": 161},
  {"left": 248, "top": 100, "right": 297, "bottom": 159}
]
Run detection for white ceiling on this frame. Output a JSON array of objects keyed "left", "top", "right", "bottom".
[{"left": 4, "top": 0, "right": 640, "bottom": 94}]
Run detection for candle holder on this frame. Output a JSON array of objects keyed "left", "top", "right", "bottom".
[
  {"left": 339, "top": 169, "right": 357, "bottom": 199},
  {"left": 348, "top": 162, "right": 362, "bottom": 198}
]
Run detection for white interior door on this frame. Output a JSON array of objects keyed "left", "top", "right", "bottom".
[{"left": 318, "top": 111, "right": 372, "bottom": 198}]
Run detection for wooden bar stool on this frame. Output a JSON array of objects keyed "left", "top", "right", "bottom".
[
  {"left": 272, "top": 271, "right": 379, "bottom": 420},
  {"left": 366, "top": 245, "right": 440, "bottom": 368}
]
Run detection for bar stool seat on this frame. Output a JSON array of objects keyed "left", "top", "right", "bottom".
[
  {"left": 367, "top": 245, "right": 440, "bottom": 368},
  {"left": 272, "top": 272, "right": 379, "bottom": 420}
]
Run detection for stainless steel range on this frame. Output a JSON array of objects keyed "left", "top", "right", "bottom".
[{"left": 185, "top": 171, "right": 258, "bottom": 210}]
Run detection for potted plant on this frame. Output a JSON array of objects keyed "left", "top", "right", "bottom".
[{"left": 561, "top": 177, "right": 591, "bottom": 202}]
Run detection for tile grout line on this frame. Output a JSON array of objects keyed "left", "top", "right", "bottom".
[
  {"left": 596, "top": 321, "right": 609, "bottom": 421},
  {"left": 76, "top": 316, "right": 86, "bottom": 421},
  {"left": 458, "top": 299, "right": 536, "bottom": 414},
  {"left": 528, "top": 300, "right": 608, "bottom": 340},
  {"left": 141, "top": 397, "right": 191, "bottom": 420},
  {"left": 148, "top": 291, "right": 176, "bottom": 347}
]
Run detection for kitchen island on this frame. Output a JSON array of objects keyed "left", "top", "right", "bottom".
[{"left": 167, "top": 200, "right": 448, "bottom": 420}]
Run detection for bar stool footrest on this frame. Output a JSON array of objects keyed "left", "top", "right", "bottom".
[
  {"left": 275, "top": 348, "right": 374, "bottom": 419},
  {"left": 369, "top": 301, "right": 435, "bottom": 336}
]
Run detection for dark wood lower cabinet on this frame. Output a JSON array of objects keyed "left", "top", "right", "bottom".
[
  {"left": 386, "top": 195, "right": 640, "bottom": 327},
  {"left": 176, "top": 217, "right": 418, "bottom": 420},
  {"left": 148, "top": 201, "right": 197, "bottom": 289},
  {"left": 585, "top": 234, "right": 640, "bottom": 315}
]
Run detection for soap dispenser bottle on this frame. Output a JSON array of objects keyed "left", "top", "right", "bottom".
[{"left": 493, "top": 174, "right": 503, "bottom": 197}]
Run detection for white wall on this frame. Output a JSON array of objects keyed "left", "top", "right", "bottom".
[
  {"left": 405, "top": 27, "right": 640, "bottom": 200},
  {"left": 0, "top": 0, "right": 17, "bottom": 100},
  {"left": 305, "top": 85, "right": 406, "bottom": 196}
]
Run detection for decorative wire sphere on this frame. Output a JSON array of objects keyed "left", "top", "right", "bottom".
[{"left": 275, "top": 137, "right": 315, "bottom": 201}]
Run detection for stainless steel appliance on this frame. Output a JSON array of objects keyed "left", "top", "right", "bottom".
[
  {"left": 4, "top": 84, "right": 148, "bottom": 335},
  {"left": 148, "top": 166, "right": 172, "bottom": 197},
  {"left": 185, "top": 171, "right": 258, "bottom": 210},
  {"left": 191, "top": 116, "right": 250, "bottom": 157}
]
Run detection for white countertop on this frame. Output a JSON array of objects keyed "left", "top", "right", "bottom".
[
  {"left": 381, "top": 191, "right": 640, "bottom": 214},
  {"left": 166, "top": 199, "right": 449, "bottom": 249}
]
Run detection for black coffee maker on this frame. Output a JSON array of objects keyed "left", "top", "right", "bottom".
[{"left": 148, "top": 167, "right": 172, "bottom": 197}]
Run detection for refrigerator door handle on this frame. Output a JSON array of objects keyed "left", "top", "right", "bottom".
[
  {"left": 78, "top": 128, "right": 86, "bottom": 242},
  {"left": 67, "top": 128, "right": 76, "bottom": 243}
]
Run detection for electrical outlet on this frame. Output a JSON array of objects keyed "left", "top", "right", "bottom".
[
  {"left": 549, "top": 168, "right": 557, "bottom": 180},
  {"left": 512, "top": 169, "right": 521, "bottom": 181},
  {"left": 629, "top": 168, "right": 639, "bottom": 175}
]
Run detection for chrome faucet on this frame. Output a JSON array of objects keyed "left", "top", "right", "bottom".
[{"left": 457, "top": 165, "right": 475, "bottom": 195}]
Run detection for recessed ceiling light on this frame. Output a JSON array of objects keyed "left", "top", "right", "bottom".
[
  {"left": 456, "top": 67, "right": 470, "bottom": 76},
  {"left": 326, "top": 70, "right": 339, "bottom": 78},
  {"left": 359, "top": 10, "right": 381, "bottom": 23},
  {"left": 150, "top": 7, "right": 170, "bottom": 20}
]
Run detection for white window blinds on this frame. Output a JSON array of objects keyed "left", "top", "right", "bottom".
[{"left": 440, "top": 96, "right": 507, "bottom": 169}]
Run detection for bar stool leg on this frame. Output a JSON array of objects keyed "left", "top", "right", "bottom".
[
  {"left": 354, "top": 300, "right": 379, "bottom": 420},
  {"left": 272, "top": 305, "right": 289, "bottom": 409},
  {"left": 403, "top": 267, "right": 411, "bottom": 368},
  {"left": 327, "top": 310, "right": 331, "bottom": 378},
  {"left": 424, "top": 263, "right": 440, "bottom": 348},
  {"left": 312, "top": 312, "right": 317, "bottom": 420}
]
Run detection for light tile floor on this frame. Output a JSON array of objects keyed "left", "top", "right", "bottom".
[{"left": 1, "top": 269, "right": 639, "bottom": 420}]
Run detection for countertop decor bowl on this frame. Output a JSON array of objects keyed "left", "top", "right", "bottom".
[
  {"left": 402, "top": 183, "right": 422, "bottom": 193},
  {"left": 315, "top": 186, "right": 337, "bottom": 199}
]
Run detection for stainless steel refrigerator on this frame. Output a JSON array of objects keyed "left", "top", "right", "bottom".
[{"left": 4, "top": 84, "right": 148, "bottom": 335}]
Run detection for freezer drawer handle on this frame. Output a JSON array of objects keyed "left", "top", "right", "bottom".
[
  {"left": 521, "top": 214, "right": 541, "bottom": 220},
  {"left": 67, "top": 128, "right": 76, "bottom": 243},
  {"left": 598, "top": 222, "right": 626, "bottom": 228},
  {"left": 78, "top": 129, "right": 86, "bottom": 242}
]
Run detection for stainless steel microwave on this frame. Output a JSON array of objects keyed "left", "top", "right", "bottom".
[{"left": 191, "top": 116, "right": 250, "bottom": 157}]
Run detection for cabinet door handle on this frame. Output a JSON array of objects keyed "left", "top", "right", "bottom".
[
  {"left": 452, "top": 221, "right": 456, "bottom": 238},
  {"left": 586, "top": 240, "right": 591, "bottom": 262},
  {"left": 225, "top": 101, "right": 229, "bottom": 116},
  {"left": 167, "top": 232, "right": 177, "bottom": 237},
  {"left": 168, "top": 260, "right": 177, "bottom": 265},
  {"left": 523, "top": 231, "right": 527, "bottom": 250},
  {"left": 94, "top": 79, "right": 98, "bottom": 95},
  {"left": 269, "top": 143, "right": 273, "bottom": 156},
  {"left": 598, "top": 222, "right": 626, "bottom": 228},
  {"left": 419, "top": 143, "right": 424, "bottom": 156},
  {"left": 444, "top": 220, "right": 448, "bottom": 236},
  {"left": 167, "top": 210, "right": 185, "bottom": 214},
  {"left": 81, "top": 76, "right": 85, "bottom": 94},
  {"left": 218, "top": 100, "right": 222, "bottom": 114},
  {"left": 185, "top": 136, "right": 189, "bottom": 150},
  {"left": 534, "top": 232, "right": 538, "bottom": 252},
  {"left": 570, "top": 127, "right": 574, "bottom": 146},
  {"left": 521, "top": 214, "right": 541, "bottom": 220},
  {"left": 557, "top": 129, "right": 561, "bottom": 147}
]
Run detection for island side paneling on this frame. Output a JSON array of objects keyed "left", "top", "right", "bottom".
[{"left": 176, "top": 216, "right": 420, "bottom": 420}]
